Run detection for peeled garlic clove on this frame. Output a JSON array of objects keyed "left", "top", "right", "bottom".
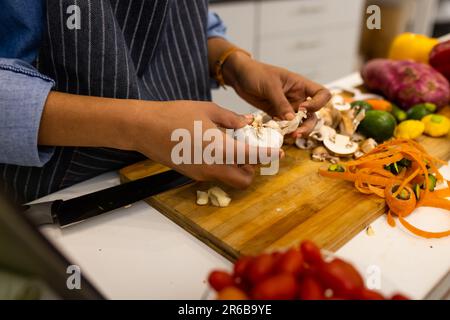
[
  {"left": 234, "top": 126, "right": 283, "bottom": 149},
  {"left": 196, "top": 191, "right": 209, "bottom": 206},
  {"left": 208, "top": 187, "right": 231, "bottom": 207}
]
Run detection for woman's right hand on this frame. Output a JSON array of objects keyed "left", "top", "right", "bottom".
[{"left": 127, "top": 100, "right": 283, "bottom": 189}]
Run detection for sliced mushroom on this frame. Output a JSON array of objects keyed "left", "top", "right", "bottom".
[
  {"left": 319, "top": 104, "right": 342, "bottom": 129},
  {"left": 310, "top": 125, "right": 336, "bottom": 142},
  {"left": 323, "top": 134, "right": 359, "bottom": 156},
  {"left": 208, "top": 187, "right": 231, "bottom": 207},
  {"left": 354, "top": 150, "right": 365, "bottom": 159},
  {"left": 330, "top": 94, "right": 351, "bottom": 111},
  {"left": 360, "top": 138, "right": 378, "bottom": 154},
  {"left": 295, "top": 137, "right": 318, "bottom": 150},
  {"left": 351, "top": 132, "right": 366, "bottom": 143},
  {"left": 311, "top": 146, "right": 330, "bottom": 162}
]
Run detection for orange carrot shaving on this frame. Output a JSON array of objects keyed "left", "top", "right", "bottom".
[
  {"left": 392, "top": 168, "right": 420, "bottom": 198},
  {"left": 318, "top": 139, "right": 450, "bottom": 239},
  {"left": 398, "top": 217, "right": 450, "bottom": 239}
]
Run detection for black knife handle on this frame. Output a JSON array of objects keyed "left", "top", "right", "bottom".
[{"left": 52, "top": 170, "right": 193, "bottom": 227}]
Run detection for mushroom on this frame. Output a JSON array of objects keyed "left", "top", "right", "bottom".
[
  {"left": 196, "top": 191, "right": 209, "bottom": 206},
  {"left": 319, "top": 103, "right": 342, "bottom": 129},
  {"left": 339, "top": 109, "right": 366, "bottom": 137},
  {"left": 323, "top": 133, "right": 359, "bottom": 156},
  {"left": 311, "top": 146, "right": 329, "bottom": 162},
  {"left": 354, "top": 150, "right": 365, "bottom": 159},
  {"left": 330, "top": 94, "right": 351, "bottom": 111},
  {"left": 311, "top": 146, "right": 340, "bottom": 163},
  {"left": 295, "top": 138, "right": 318, "bottom": 150},
  {"left": 310, "top": 125, "right": 336, "bottom": 142},
  {"left": 208, "top": 187, "right": 231, "bottom": 207},
  {"left": 351, "top": 132, "right": 366, "bottom": 143},
  {"left": 360, "top": 138, "right": 378, "bottom": 154}
]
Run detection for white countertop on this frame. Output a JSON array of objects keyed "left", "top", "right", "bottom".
[{"left": 38, "top": 73, "right": 450, "bottom": 300}]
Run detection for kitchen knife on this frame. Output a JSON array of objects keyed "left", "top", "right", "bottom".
[{"left": 22, "top": 170, "right": 193, "bottom": 227}]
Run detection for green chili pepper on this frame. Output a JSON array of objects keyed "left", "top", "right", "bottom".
[{"left": 328, "top": 164, "right": 345, "bottom": 173}]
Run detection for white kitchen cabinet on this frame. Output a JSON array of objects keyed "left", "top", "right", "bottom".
[
  {"left": 210, "top": 0, "right": 364, "bottom": 114},
  {"left": 257, "top": 0, "right": 364, "bottom": 84}
]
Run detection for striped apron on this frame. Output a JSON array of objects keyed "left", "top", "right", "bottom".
[{"left": 1, "top": 0, "right": 211, "bottom": 203}]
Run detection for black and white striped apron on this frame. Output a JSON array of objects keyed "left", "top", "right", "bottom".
[{"left": 1, "top": 0, "right": 211, "bottom": 203}]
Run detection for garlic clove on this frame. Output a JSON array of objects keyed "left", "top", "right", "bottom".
[
  {"left": 196, "top": 191, "right": 209, "bottom": 206},
  {"left": 208, "top": 187, "right": 231, "bottom": 207}
]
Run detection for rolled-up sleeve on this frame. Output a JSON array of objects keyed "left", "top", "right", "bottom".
[
  {"left": 207, "top": 11, "right": 227, "bottom": 40},
  {"left": 0, "top": 58, "right": 55, "bottom": 167}
]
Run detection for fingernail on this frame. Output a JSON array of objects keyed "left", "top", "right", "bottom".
[
  {"left": 284, "top": 112, "right": 295, "bottom": 120},
  {"left": 244, "top": 114, "right": 254, "bottom": 120},
  {"left": 280, "top": 149, "right": 285, "bottom": 159}
]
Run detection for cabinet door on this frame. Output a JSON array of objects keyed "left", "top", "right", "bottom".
[
  {"left": 259, "top": 0, "right": 365, "bottom": 37},
  {"left": 209, "top": 2, "right": 258, "bottom": 115}
]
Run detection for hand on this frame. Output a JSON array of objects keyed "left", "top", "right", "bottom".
[
  {"left": 128, "top": 101, "right": 283, "bottom": 189},
  {"left": 223, "top": 53, "right": 331, "bottom": 138}
]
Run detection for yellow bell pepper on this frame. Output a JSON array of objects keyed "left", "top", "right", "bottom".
[
  {"left": 388, "top": 33, "right": 438, "bottom": 64},
  {"left": 394, "top": 120, "right": 425, "bottom": 139},
  {"left": 421, "top": 114, "right": 450, "bottom": 137}
]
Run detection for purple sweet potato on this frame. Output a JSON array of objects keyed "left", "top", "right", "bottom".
[{"left": 361, "top": 59, "right": 450, "bottom": 110}]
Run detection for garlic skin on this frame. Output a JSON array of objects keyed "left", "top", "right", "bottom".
[
  {"left": 208, "top": 187, "right": 231, "bottom": 207},
  {"left": 196, "top": 191, "right": 209, "bottom": 206},
  {"left": 234, "top": 125, "right": 284, "bottom": 149},
  {"left": 234, "top": 110, "right": 307, "bottom": 149}
]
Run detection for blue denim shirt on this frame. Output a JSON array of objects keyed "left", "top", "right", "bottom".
[{"left": 0, "top": 0, "right": 227, "bottom": 167}]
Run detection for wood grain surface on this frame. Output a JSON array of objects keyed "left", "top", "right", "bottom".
[{"left": 120, "top": 106, "right": 450, "bottom": 261}]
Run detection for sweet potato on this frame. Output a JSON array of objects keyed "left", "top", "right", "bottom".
[
  {"left": 429, "top": 40, "right": 450, "bottom": 82},
  {"left": 362, "top": 59, "right": 450, "bottom": 110}
]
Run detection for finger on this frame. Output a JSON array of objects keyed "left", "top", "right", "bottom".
[
  {"left": 239, "top": 164, "right": 256, "bottom": 176},
  {"left": 212, "top": 164, "right": 255, "bottom": 189},
  {"left": 292, "top": 113, "right": 318, "bottom": 138},
  {"left": 209, "top": 104, "right": 250, "bottom": 129},
  {"left": 266, "top": 85, "right": 296, "bottom": 120},
  {"left": 299, "top": 86, "right": 331, "bottom": 112}
]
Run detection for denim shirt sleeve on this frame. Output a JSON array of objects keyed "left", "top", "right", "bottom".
[
  {"left": 207, "top": 11, "right": 227, "bottom": 40},
  {"left": 0, "top": 58, "right": 55, "bottom": 167}
]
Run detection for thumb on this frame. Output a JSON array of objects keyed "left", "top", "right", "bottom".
[
  {"left": 267, "top": 86, "right": 295, "bottom": 120},
  {"left": 209, "top": 104, "right": 252, "bottom": 129}
]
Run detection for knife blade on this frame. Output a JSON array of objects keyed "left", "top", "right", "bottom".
[{"left": 22, "top": 170, "right": 193, "bottom": 227}]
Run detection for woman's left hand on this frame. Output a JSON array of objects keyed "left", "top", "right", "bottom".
[{"left": 223, "top": 52, "right": 331, "bottom": 138}]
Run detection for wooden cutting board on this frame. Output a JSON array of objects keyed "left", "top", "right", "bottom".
[{"left": 119, "top": 107, "right": 450, "bottom": 261}]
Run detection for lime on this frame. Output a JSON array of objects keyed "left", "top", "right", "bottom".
[
  {"left": 359, "top": 110, "right": 397, "bottom": 142},
  {"left": 406, "top": 103, "right": 436, "bottom": 120}
]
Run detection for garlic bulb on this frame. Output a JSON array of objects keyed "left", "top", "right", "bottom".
[
  {"left": 234, "top": 110, "right": 307, "bottom": 149},
  {"left": 234, "top": 125, "right": 284, "bottom": 149}
]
